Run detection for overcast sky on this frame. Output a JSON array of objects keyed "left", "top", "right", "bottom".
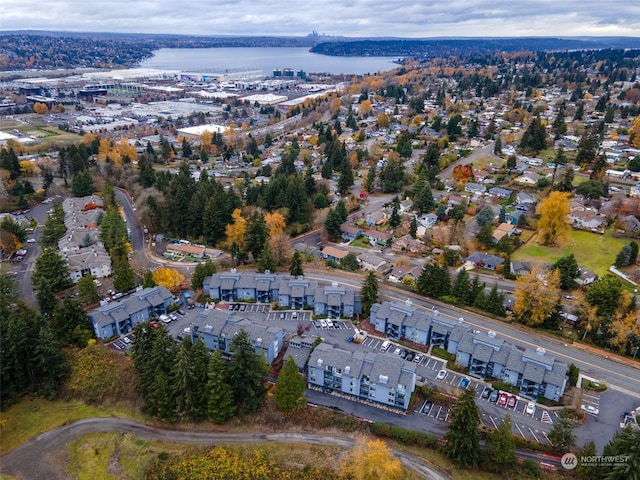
[{"left": 2, "top": 0, "right": 640, "bottom": 38}]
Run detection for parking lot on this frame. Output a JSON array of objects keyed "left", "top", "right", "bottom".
[{"left": 225, "top": 303, "right": 271, "bottom": 314}]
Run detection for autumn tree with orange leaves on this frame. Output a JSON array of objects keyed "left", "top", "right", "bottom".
[{"left": 536, "top": 191, "right": 571, "bottom": 246}]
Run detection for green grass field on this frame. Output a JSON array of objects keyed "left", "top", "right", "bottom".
[{"left": 512, "top": 229, "right": 628, "bottom": 276}]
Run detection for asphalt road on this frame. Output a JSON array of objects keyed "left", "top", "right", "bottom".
[{"left": 0, "top": 418, "right": 452, "bottom": 480}]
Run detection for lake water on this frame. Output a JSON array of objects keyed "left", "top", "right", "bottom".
[{"left": 139, "top": 47, "right": 399, "bottom": 75}]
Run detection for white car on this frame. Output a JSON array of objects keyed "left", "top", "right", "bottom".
[
  {"left": 319, "top": 319, "right": 327, "bottom": 328},
  {"left": 525, "top": 401, "right": 536, "bottom": 415},
  {"left": 581, "top": 404, "right": 599, "bottom": 416},
  {"left": 437, "top": 369, "right": 448, "bottom": 380},
  {"left": 26, "top": 238, "right": 36, "bottom": 243}
]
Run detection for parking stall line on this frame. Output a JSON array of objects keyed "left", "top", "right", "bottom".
[
  {"left": 541, "top": 411, "right": 554, "bottom": 424},
  {"left": 514, "top": 423, "right": 526, "bottom": 438},
  {"left": 528, "top": 427, "right": 539, "bottom": 443},
  {"left": 431, "top": 362, "right": 439, "bottom": 370},
  {"left": 444, "top": 410, "right": 450, "bottom": 422}
]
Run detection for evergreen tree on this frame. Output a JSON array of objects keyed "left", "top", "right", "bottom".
[
  {"left": 470, "top": 275, "right": 484, "bottom": 304},
  {"left": 360, "top": 271, "right": 379, "bottom": 317},
  {"left": 171, "top": 340, "right": 194, "bottom": 420},
  {"left": 112, "top": 248, "right": 135, "bottom": 293},
  {"left": 51, "top": 296, "right": 93, "bottom": 347},
  {"left": 289, "top": 250, "right": 304, "bottom": 277},
  {"left": 189, "top": 338, "right": 210, "bottom": 421},
  {"left": 32, "top": 248, "right": 72, "bottom": 293},
  {"left": 142, "top": 270, "right": 156, "bottom": 288},
  {"left": 206, "top": 350, "right": 237, "bottom": 423},
  {"left": 335, "top": 200, "right": 348, "bottom": 223},
  {"left": 191, "top": 259, "right": 217, "bottom": 291},
  {"left": 228, "top": 329, "right": 267, "bottom": 414},
  {"left": 602, "top": 426, "right": 640, "bottom": 480},
  {"left": 144, "top": 327, "right": 178, "bottom": 421},
  {"left": 338, "top": 159, "right": 354, "bottom": 195},
  {"left": 245, "top": 212, "right": 268, "bottom": 259},
  {"left": 506, "top": 154, "right": 517, "bottom": 171},
  {"left": 493, "top": 136, "right": 502, "bottom": 156},
  {"left": 412, "top": 180, "right": 435, "bottom": 214},
  {"left": 519, "top": 116, "right": 547, "bottom": 154},
  {"left": 389, "top": 205, "right": 401, "bottom": 228},
  {"left": 451, "top": 269, "right": 471, "bottom": 305},
  {"left": 485, "top": 284, "right": 506, "bottom": 316},
  {"left": 485, "top": 414, "right": 517, "bottom": 472},
  {"left": 498, "top": 205, "right": 506, "bottom": 224},
  {"left": 576, "top": 441, "right": 599, "bottom": 480},
  {"left": 548, "top": 409, "right": 576, "bottom": 453},
  {"left": 444, "top": 388, "right": 481, "bottom": 467},
  {"left": 409, "top": 217, "right": 417, "bottom": 239},
  {"left": 476, "top": 223, "right": 494, "bottom": 248},
  {"left": 365, "top": 164, "right": 376, "bottom": 193},
  {"left": 552, "top": 254, "right": 580, "bottom": 289},
  {"left": 274, "top": 356, "right": 306, "bottom": 414},
  {"left": 340, "top": 252, "right": 359, "bottom": 272},
  {"left": 71, "top": 169, "right": 95, "bottom": 197},
  {"left": 257, "top": 241, "right": 277, "bottom": 273}
]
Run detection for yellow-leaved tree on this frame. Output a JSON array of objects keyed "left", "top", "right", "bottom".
[
  {"left": 629, "top": 115, "right": 640, "bottom": 148},
  {"left": 225, "top": 208, "right": 247, "bottom": 250},
  {"left": 536, "top": 191, "right": 571, "bottom": 246},
  {"left": 513, "top": 265, "right": 561, "bottom": 327},
  {"left": 152, "top": 267, "right": 186, "bottom": 291},
  {"left": 341, "top": 438, "right": 403, "bottom": 480},
  {"left": 359, "top": 99, "right": 372, "bottom": 117},
  {"left": 265, "top": 212, "right": 286, "bottom": 237}
]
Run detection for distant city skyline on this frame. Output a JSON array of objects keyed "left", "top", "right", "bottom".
[{"left": 2, "top": 0, "right": 640, "bottom": 38}]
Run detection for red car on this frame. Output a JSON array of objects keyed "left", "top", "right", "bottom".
[
  {"left": 507, "top": 395, "right": 518, "bottom": 408},
  {"left": 498, "top": 392, "right": 508, "bottom": 406}
]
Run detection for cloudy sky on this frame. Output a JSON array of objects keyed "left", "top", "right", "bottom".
[{"left": 2, "top": 0, "right": 640, "bottom": 38}]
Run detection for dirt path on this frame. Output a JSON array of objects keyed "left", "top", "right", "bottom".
[{"left": 0, "top": 417, "right": 452, "bottom": 480}]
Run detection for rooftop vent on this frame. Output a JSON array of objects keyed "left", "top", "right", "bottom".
[
  {"left": 458, "top": 317, "right": 464, "bottom": 324},
  {"left": 536, "top": 347, "right": 546, "bottom": 356},
  {"left": 378, "top": 374, "right": 388, "bottom": 384},
  {"left": 317, "top": 358, "right": 323, "bottom": 367},
  {"left": 405, "top": 298, "right": 412, "bottom": 306},
  {"left": 487, "top": 330, "right": 497, "bottom": 338},
  {"left": 345, "top": 366, "right": 351, "bottom": 374},
  {"left": 331, "top": 281, "right": 338, "bottom": 287}
]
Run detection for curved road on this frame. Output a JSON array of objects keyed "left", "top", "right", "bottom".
[{"left": 0, "top": 418, "right": 451, "bottom": 480}]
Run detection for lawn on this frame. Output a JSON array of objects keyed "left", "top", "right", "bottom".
[
  {"left": 0, "top": 398, "right": 143, "bottom": 454},
  {"left": 512, "top": 229, "right": 628, "bottom": 276},
  {"left": 349, "top": 236, "right": 372, "bottom": 249}
]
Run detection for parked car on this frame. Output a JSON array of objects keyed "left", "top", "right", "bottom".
[
  {"left": 482, "top": 387, "right": 493, "bottom": 399},
  {"left": 313, "top": 321, "right": 321, "bottom": 328},
  {"left": 507, "top": 395, "right": 518, "bottom": 408},
  {"left": 228, "top": 304, "right": 234, "bottom": 311},
  {"left": 177, "top": 309, "right": 186, "bottom": 316},
  {"left": 490, "top": 389, "right": 500, "bottom": 403},
  {"left": 498, "top": 392, "right": 509, "bottom": 406},
  {"left": 581, "top": 404, "right": 599, "bottom": 416},
  {"left": 406, "top": 352, "right": 415, "bottom": 362},
  {"left": 414, "top": 354, "right": 423, "bottom": 363},
  {"left": 319, "top": 319, "right": 327, "bottom": 328},
  {"left": 459, "top": 377, "right": 471, "bottom": 389},
  {"left": 422, "top": 401, "right": 433, "bottom": 414},
  {"left": 346, "top": 336, "right": 354, "bottom": 343},
  {"left": 240, "top": 304, "right": 246, "bottom": 311},
  {"left": 525, "top": 401, "right": 536, "bottom": 415},
  {"left": 122, "top": 336, "right": 131, "bottom": 344},
  {"left": 437, "top": 369, "right": 447, "bottom": 380}
]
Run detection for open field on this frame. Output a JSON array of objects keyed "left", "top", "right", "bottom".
[
  {"left": 512, "top": 229, "right": 628, "bottom": 276},
  {"left": 0, "top": 398, "right": 144, "bottom": 455}
]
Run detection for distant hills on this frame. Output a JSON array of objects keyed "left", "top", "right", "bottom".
[{"left": 1, "top": 31, "right": 640, "bottom": 71}]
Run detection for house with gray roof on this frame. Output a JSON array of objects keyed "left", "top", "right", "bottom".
[
  {"left": 203, "top": 271, "right": 361, "bottom": 317},
  {"left": 189, "top": 310, "right": 284, "bottom": 365},
  {"left": 307, "top": 342, "right": 416, "bottom": 411},
  {"left": 370, "top": 300, "right": 432, "bottom": 344},
  {"left": 464, "top": 252, "right": 504, "bottom": 271},
  {"left": 89, "top": 286, "right": 173, "bottom": 339}
]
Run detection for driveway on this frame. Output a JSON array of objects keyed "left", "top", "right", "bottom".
[{"left": 0, "top": 418, "right": 451, "bottom": 480}]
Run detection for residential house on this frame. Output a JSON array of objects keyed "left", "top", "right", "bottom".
[
  {"left": 365, "top": 229, "right": 394, "bottom": 247},
  {"left": 89, "top": 286, "right": 173, "bottom": 339},
  {"left": 284, "top": 335, "right": 318, "bottom": 372},
  {"left": 576, "top": 266, "right": 596, "bottom": 286},
  {"left": 463, "top": 252, "right": 504, "bottom": 271},
  {"left": 492, "top": 222, "right": 517, "bottom": 243},
  {"left": 570, "top": 209, "right": 606, "bottom": 233},
  {"left": 392, "top": 234, "right": 424, "bottom": 254},
  {"left": 618, "top": 215, "right": 640, "bottom": 236},
  {"left": 505, "top": 209, "right": 525, "bottom": 225},
  {"left": 399, "top": 198, "right": 413, "bottom": 214},
  {"left": 190, "top": 312, "right": 284, "bottom": 365},
  {"left": 464, "top": 182, "right": 487, "bottom": 196},
  {"left": 66, "top": 246, "right": 113, "bottom": 283},
  {"left": 357, "top": 252, "right": 389, "bottom": 274},
  {"left": 321, "top": 246, "right": 350, "bottom": 263},
  {"left": 307, "top": 342, "right": 417, "bottom": 411},
  {"left": 366, "top": 210, "right": 386, "bottom": 227},
  {"left": 488, "top": 187, "right": 512, "bottom": 199},
  {"left": 340, "top": 224, "right": 363, "bottom": 243},
  {"left": 418, "top": 213, "right": 438, "bottom": 229},
  {"left": 388, "top": 265, "right": 422, "bottom": 283},
  {"left": 516, "top": 172, "right": 541, "bottom": 185},
  {"left": 516, "top": 191, "right": 536, "bottom": 205},
  {"left": 510, "top": 260, "right": 532, "bottom": 276}
]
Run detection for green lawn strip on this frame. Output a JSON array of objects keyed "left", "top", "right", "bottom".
[
  {"left": 0, "top": 398, "right": 144, "bottom": 454},
  {"left": 512, "top": 230, "right": 628, "bottom": 276}
]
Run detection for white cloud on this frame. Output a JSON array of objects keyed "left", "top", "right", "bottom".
[{"left": 2, "top": 0, "right": 639, "bottom": 37}]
